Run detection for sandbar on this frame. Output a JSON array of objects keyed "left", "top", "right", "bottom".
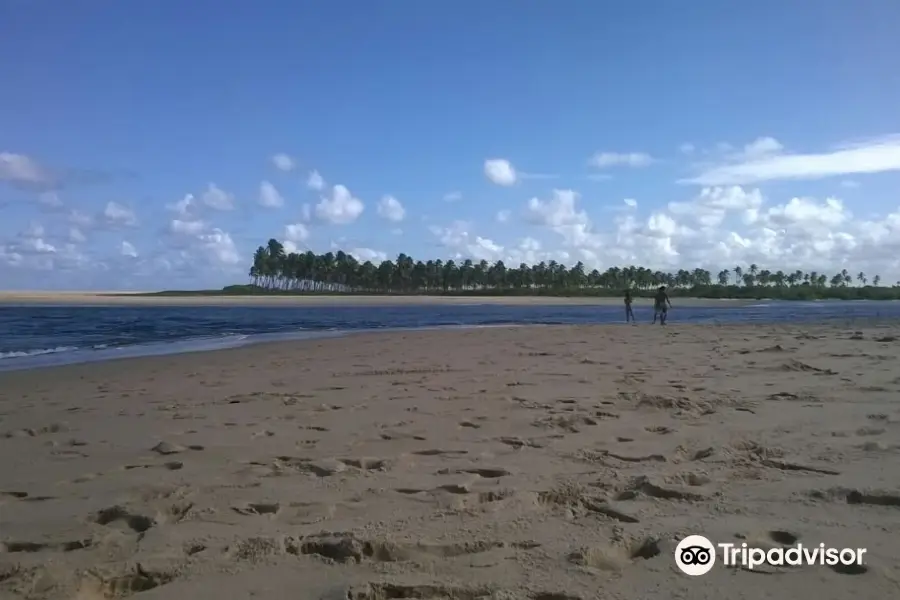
[{"left": 0, "top": 291, "right": 758, "bottom": 308}]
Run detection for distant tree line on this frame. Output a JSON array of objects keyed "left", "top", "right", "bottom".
[{"left": 223, "top": 238, "right": 900, "bottom": 300}]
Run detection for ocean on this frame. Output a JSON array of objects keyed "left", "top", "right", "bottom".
[{"left": 1, "top": 300, "right": 899, "bottom": 372}]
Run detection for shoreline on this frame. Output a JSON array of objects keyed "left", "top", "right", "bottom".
[
  {"left": 2, "top": 315, "right": 898, "bottom": 375},
  {"left": 0, "top": 291, "right": 760, "bottom": 307}
]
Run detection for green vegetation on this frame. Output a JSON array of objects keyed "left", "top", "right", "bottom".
[{"left": 145, "top": 238, "right": 900, "bottom": 301}]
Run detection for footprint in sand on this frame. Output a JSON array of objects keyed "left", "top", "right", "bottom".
[
  {"left": 232, "top": 502, "right": 281, "bottom": 516},
  {"left": 151, "top": 441, "right": 204, "bottom": 455},
  {"left": 92, "top": 505, "right": 155, "bottom": 533},
  {"left": 0, "top": 538, "right": 93, "bottom": 553}
]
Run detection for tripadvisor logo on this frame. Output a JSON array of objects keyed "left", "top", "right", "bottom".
[{"left": 675, "top": 535, "right": 867, "bottom": 576}]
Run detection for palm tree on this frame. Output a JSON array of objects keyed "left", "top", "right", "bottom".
[{"left": 236, "top": 239, "right": 896, "bottom": 301}]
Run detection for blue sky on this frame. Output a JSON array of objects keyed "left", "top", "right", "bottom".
[{"left": 2, "top": 0, "right": 900, "bottom": 290}]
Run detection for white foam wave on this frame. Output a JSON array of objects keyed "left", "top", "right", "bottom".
[{"left": 0, "top": 346, "right": 79, "bottom": 360}]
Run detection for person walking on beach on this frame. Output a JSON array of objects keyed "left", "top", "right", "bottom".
[
  {"left": 624, "top": 288, "right": 636, "bottom": 324},
  {"left": 652, "top": 286, "right": 672, "bottom": 325}
]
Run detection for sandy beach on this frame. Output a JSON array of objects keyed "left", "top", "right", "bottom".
[
  {"left": 2, "top": 323, "right": 899, "bottom": 599},
  {"left": 0, "top": 291, "right": 755, "bottom": 308}
]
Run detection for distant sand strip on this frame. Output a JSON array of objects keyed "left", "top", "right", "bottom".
[{"left": 0, "top": 291, "right": 758, "bottom": 308}]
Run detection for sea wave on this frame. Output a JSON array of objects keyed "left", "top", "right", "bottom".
[{"left": 0, "top": 346, "right": 79, "bottom": 360}]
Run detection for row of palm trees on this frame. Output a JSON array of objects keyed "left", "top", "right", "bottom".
[{"left": 239, "top": 238, "right": 900, "bottom": 300}]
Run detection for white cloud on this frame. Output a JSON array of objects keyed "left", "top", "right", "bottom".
[
  {"left": 197, "top": 229, "right": 240, "bottom": 265},
  {"left": 668, "top": 186, "right": 764, "bottom": 228},
  {"left": 307, "top": 170, "right": 325, "bottom": 191},
  {"left": 503, "top": 183, "right": 900, "bottom": 280},
  {"left": 484, "top": 159, "right": 517, "bottom": 186},
  {"left": 314, "top": 184, "right": 364, "bottom": 224},
  {"left": 429, "top": 221, "right": 509, "bottom": 263},
  {"left": 38, "top": 192, "right": 62, "bottom": 207},
  {"left": 741, "top": 136, "right": 783, "bottom": 159},
  {"left": 624, "top": 198, "right": 638, "bottom": 208},
  {"left": 300, "top": 203, "right": 312, "bottom": 222},
  {"left": 68, "top": 209, "right": 93, "bottom": 228},
  {"left": 496, "top": 210, "right": 511, "bottom": 223},
  {"left": 103, "top": 201, "right": 137, "bottom": 227},
  {"left": 679, "top": 143, "right": 695, "bottom": 155},
  {"left": 525, "top": 189, "right": 590, "bottom": 228},
  {"left": 69, "top": 227, "right": 86, "bottom": 243},
  {"left": 272, "top": 153, "right": 296, "bottom": 172},
  {"left": 349, "top": 247, "right": 387, "bottom": 263},
  {"left": 167, "top": 194, "right": 197, "bottom": 219},
  {"left": 428, "top": 220, "right": 568, "bottom": 266},
  {"left": 841, "top": 180, "right": 860, "bottom": 189},
  {"left": 282, "top": 240, "right": 302, "bottom": 255},
  {"left": 258, "top": 180, "right": 284, "bottom": 208},
  {"left": 201, "top": 183, "right": 235, "bottom": 210},
  {"left": 169, "top": 219, "right": 206, "bottom": 236},
  {"left": 443, "top": 191, "right": 462, "bottom": 202},
  {"left": 0, "top": 152, "right": 50, "bottom": 186},
  {"left": 376, "top": 195, "right": 405, "bottom": 222},
  {"left": 683, "top": 134, "right": 900, "bottom": 186},
  {"left": 121, "top": 241, "right": 138, "bottom": 258},
  {"left": 284, "top": 223, "right": 309, "bottom": 243},
  {"left": 589, "top": 152, "right": 655, "bottom": 169}
]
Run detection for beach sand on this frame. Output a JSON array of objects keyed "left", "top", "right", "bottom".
[
  {"left": 0, "top": 291, "right": 754, "bottom": 308},
  {"left": 1, "top": 323, "right": 899, "bottom": 599}
]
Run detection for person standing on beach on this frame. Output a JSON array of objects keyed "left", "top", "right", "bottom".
[
  {"left": 624, "top": 289, "right": 636, "bottom": 323},
  {"left": 652, "top": 286, "right": 672, "bottom": 325}
]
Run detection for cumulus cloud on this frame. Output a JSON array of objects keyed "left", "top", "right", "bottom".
[
  {"left": 683, "top": 134, "right": 900, "bottom": 186},
  {"left": 483, "top": 159, "right": 555, "bottom": 185},
  {"left": 271, "top": 153, "right": 296, "bottom": 172},
  {"left": 525, "top": 189, "right": 590, "bottom": 228},
  {"left": 68, "top": 210, "right": 94, "bottom": 229},
  {"left": 284, "top": 223, "right": 309, "bottom": 242},
  {"left": 103, "top": 201, "right": 138, "bottom": 228},
  {"left": 0, "top": 152, "right": 54, "bottom": 189},
  {"left": 307, "top": 170, "right": 325, "bottom": 191},
  {"left": 740, "top": 136, "right": 783, "bottom": 159},
  {"left": 429, "top": 220, "right": 569, "bottom": 266},
  {"left": 169, "top": 219, "right": 206, "bottom": 236},
  {"left": 167, "top": 194, "right": 196, "bottom": 219},
  {"left": 314, "top": 184, "right": 364, "bottom": 224},
  {"left": 510, "top": 184, "right": 900, "bottom": 279},
  {"left": 121, "top": 241, "right": 138, "bottom": 258},
  {"left": 376, "top": 195, "right": 405, "bottom": 222},
  {"left": 201, "top": 183, "right": 235, "bottom": 210},
  {"left": 258, "top": 180, "right": 284, "bottom": 208},
  {"left": 196, "top": 229, "right": 241, "bottom": 265},
  {"left": 349, "top": 247, "right": 387, "bottom": 263},
  {"left": 484, "top": 159, "right": 517, "bottom": 186},
  {"left": 0, "top": 222, "right": 94, "bottom": 276}
]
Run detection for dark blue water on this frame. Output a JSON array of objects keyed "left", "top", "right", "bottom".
[{"left": 1, "top": 300, "right": 899, "bottom": 372}]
